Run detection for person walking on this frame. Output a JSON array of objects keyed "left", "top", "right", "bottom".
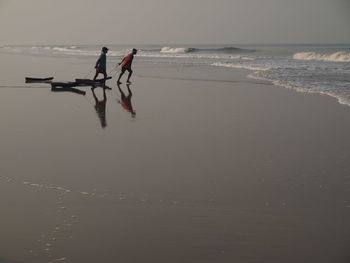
[
  {"left": 117, "top": 48, "right": 137, "bottom": 84},
  {"left": 93, "top": 47, "right": 109, "bottom": 81}
]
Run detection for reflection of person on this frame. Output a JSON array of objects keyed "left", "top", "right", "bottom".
[
  {"left": 91, "top": 86, "right": 108, "bottom": 128},
  {"left": 93, "top": 47, "right": 108, "bottom": 81},
  {"left": 117, "top": 48, "right": 137, "bottom": 84},
  {"left": 118, "top": 83, "right": 136, "bottom": 118}
]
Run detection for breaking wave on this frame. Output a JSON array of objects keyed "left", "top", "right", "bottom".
[
  {"left": 293, "top": 51, "right": 350, "bottom": 62},
  {"left": 160, "top": 47, "right": 195, "bottom": 53}
]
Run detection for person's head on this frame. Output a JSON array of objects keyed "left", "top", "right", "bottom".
[
  {"left": 132, "top": 48, "right": 137, "bottom": 55},
  {"left": 102, "top": 47, "right": 109, "bottom": 53}
]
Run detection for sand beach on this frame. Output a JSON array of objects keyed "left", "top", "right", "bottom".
[{"left": 0, "top": 50, "right": 349, "bottom": 263}]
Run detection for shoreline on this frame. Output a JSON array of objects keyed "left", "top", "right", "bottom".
[{"left": 246, "top": 71, "right": 350, "bottom": 108}]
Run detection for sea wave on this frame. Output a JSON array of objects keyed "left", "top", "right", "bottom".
[
  {"left": 52, "top": 47, "right": 81, "bottom": 52},
  {"left": 160, "top": 46, "right": 254, "bottom": 54},
  {"left": 160, "top": 47, "right": 195, "bottom": 53},
  {"left": 203, "top": 47, "right": 254, "bottom": 53},
  {"left": 293, "top": 51, "right": 350, "bottom": 62}
]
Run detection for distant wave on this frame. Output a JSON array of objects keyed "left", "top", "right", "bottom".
[
  {"left": 160, "top": 47, "right": 195, "bottom": 53},
  {"left": 160, "top": 46, "right": 254, "bottom": 54},
  {"left": 0, "top": 45, "right": 116, "bottom": 57},
  {"left": 293, "top": 51, "right": 350, "bottom": 62},
  {"left": 52, "top": 47, "right": 80, "bottom": 52},
  {"left": 201, "top": 47, "right": 255, "bottom": 53}
]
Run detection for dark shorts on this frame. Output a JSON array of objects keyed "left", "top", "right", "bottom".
[{"left": 121, "top": 67, "right": 133, "bottom": 73}]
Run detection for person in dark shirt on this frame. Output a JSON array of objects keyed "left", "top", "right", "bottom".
[
  {"left": 117, "top": 48, "right": 137, "bottom": 84},
  {"left": 93, "top": 47, "right": 108, "bottom": 81}
]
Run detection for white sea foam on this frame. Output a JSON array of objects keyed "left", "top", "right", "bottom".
[
  {"left": 239, "top": 56, "right": 256, "bottom": 61},
  {"left": 160, "top": 47, "right": 192, "bottom": 53},
  {"left": 52, "top": 47, "right": 81, "bottom": 53},
  {"left": 55, "top": 257, "right": 66, "bottom": 261},
  {"left": 248, "top": 72, "right": 311, "bottom": 93},
  {"left": 211, "top": 62, "right": 270, "bottom": 71},
  {"left": 293, "top": 51, "right": 350, "bottom": 62},
  {"left": 159, "top": 47, "right": 253, "bottom": 56},
  {"left": 248, "top": 71, "right": 350, "bottom": 107}
]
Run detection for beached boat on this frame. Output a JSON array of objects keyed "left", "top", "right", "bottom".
[
  {"left": 51, "top": 82, "right": 77, "bottom": 88},
  {"left": 75, "top": 77, "right": 112, "bottom": 85}
]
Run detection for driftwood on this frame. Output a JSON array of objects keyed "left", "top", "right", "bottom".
[{"left": 25, "top": 77, "right": 54, "bottom": 83}]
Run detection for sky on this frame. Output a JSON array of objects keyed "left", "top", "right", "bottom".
[{"left": 0, "top": 0, "right": 349, "bottom": 45}]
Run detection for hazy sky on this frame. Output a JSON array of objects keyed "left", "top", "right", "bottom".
[{"left": 0, "top": 0, "right": 349, "bottom": 45}]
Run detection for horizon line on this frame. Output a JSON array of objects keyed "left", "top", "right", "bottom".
[{"left": 1, "top": 42, "right": 350, "bottom": 47}]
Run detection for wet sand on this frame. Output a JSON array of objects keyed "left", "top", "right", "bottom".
[{"left": 0, "top": 53, "right": 350, "bottom": 263}]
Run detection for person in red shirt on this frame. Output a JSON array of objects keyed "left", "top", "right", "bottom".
[{"left": 117, "top": 48, "right": 137, "bottom": 84}]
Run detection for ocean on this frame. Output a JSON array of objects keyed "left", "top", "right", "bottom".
[{"left": 1, "top": 44, "right": 349, "bottom": 105}]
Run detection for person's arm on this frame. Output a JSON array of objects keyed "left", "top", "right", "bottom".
[
  {"left": 118, "top": 57, "right": 126, "bottom": 65},
  {"left": 95, "top": 57, "right": 101, "bottom": 68}
]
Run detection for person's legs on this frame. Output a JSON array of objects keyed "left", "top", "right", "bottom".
[
  {"left": 101, "top": 71, "right": 107, "bottom": 86},
  {"left": 117, "top": 68, "right": 126, "bottom": 84},
  {"left": 117, "top": 72, "right": 125, "bottom": 83},
  {"left": 126, "top": 69, "right": 133, "bottom": 83},
  {"left": 93, "top": 70, "right": 99, "bottom": 80}
]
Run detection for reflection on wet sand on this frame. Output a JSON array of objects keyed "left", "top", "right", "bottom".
[
  {"left": 51, "top": 86, "right": 86, "bottom": 95},
  {"left": 50, "top": 82, "right": 113, "bottom": 129},
  {"left": 92, "top": 85, "right": 111, "bottom": 128},
  {"left": 50, "top": 81, "right": 138, "bottom": 129},
  {"left": 117, "top": 83, "right": 136, "bottom": 118}
]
